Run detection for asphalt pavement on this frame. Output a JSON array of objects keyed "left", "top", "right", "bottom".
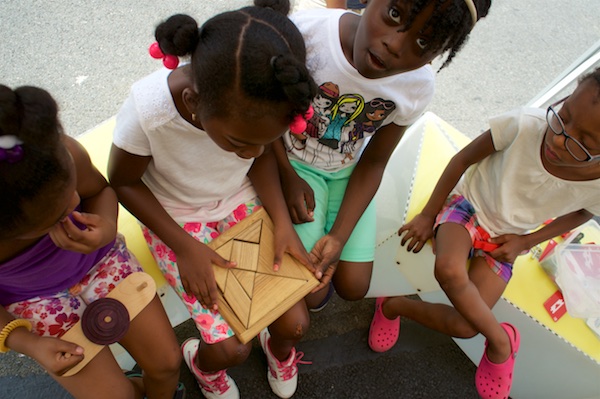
[{"left": 1, "top": 1, "right": 599, "bottom": 398}]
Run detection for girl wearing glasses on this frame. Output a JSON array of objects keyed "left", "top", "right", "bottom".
[{"left": 374, "top": 67, "right": 600, "bottom": 399}]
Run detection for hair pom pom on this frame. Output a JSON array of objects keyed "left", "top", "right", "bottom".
[
  {"left": 289, "top": 114, "right": 307, "bottom": 134},
  {"left": 148, "top": 42, "right": 179, "bottom": 69},
  {"left": 304, "top": 105, "right": 314, "bottom": 120},
  {"left": 162, "top": 55, "right": 179, "bottom": 69},
  {"left": 149, "top": 42, "right": 164, "bottom": 59}
]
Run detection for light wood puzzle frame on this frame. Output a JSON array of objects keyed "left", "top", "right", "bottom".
[{"left": 208, "top": 208, "right": 319, "bottom": 344}]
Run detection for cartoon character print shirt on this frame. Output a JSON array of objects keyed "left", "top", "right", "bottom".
[{"left": 287, "top": 9, "right": 435, "bottom": 172}]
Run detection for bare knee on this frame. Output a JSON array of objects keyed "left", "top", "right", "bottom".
[
  {"left": 142, "top": 345, "right": 182, "bottom": 379},
  {"left": 451, "top": 319, "right": 478, "bottom": 339},
  {"left": 434, "top": 256, "right": 469, "bottom": 291},
  {"left": 217, "top": 338, "right": 252, "bottom": 367},
  {"left": 271, "top": 303, "right": 310, "bottom": 341},
  {"left": 333, "top": 261, "right": 372, "bottom": 301}
]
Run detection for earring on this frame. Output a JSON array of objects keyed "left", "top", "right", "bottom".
[{"left": 191, "top": 113, "right": 197, "bottom": 122}]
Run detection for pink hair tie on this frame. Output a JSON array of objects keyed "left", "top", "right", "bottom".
[
  {"left": 148, "top": 42, "right": 179, "bottom": 70},
  {"left": 289, "top": 105, "right": 314, "bottom": 135}
]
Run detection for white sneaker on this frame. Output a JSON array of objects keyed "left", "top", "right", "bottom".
[
  {"left": 181, "top": 338, "right": 240, "bottom": 399},
  {"left": 258, "top": 328, "right": 309, "bottom": 398}
]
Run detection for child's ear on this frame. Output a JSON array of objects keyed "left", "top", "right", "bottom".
[{"left": 182, "top": 88, "right": 200, "bottom": 115}]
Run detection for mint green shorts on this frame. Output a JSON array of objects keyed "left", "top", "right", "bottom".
[{"left": 290, "top": 160, "right": 376, "bottom": 262}]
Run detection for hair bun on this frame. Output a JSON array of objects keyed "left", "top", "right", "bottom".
[
  {"left": 155, "top": 14, "right": 200, "bottom": 57},
  {"left": 253, "top": 0, "right": 290, "bottom": 15}
]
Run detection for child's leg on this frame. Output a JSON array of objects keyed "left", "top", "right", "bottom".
[
  {"left": 54, "top": 346, "right": 139, "bottom": 399},
  {"left": 118, "top": 296, "right": 181, "bottom": 399},
  {"left": 333, "top": 260, "right": 373, "bottom": 301},
  {"left": 329, "top": 194, "right": 376, "bottom": 301},
  {"left": 383, "top": 223, "right": 511, "bottom": 362},
  {"left": 259, "top": 300, "right": 310, "bottom": 399},
  {"left": 267, "top": 300, "right": 310, "bottom": 360}
]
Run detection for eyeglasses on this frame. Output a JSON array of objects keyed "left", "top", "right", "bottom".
[{"left": 546, "top": 97, "right": 600, "bottom": 162}]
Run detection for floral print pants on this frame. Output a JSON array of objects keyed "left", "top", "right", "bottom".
[
  {"left": 5, "top": 235, "right": 143, "bottom": 338},
  {"left": 142, "top": 201, "right": 260, "bottom": 344}
]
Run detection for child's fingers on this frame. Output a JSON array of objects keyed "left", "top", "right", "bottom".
[
  {"left": 52, "top": 340, "right": 85, "bottom": 376},
  {"left": 304, "top": 192, "right": 315, "bottom": 217},
  {"left": 60, "top": 217, "right": 84, "bottom": 240}
]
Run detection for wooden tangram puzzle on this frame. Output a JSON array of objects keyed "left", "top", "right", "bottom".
[{"left": 208, "top": 208, "right": 319, "bottom": 344}]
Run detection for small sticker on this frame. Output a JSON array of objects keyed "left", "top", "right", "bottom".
[{"left": 544, "top": 290, "right": 567, "bottom": 322}]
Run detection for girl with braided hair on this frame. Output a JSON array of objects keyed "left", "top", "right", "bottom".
[
  {"left": 0, "top": 85, "right": 183, "bottom": 399},
  {"left": 108, "top": 1, "right": 317, "bottom": 398},
  {"left": 275, "top": 0, "right": 492, "bottom": 311}
]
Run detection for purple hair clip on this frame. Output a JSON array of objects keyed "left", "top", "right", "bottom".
[{"left": 0, "top": 135, "right": 25, "bottom": 164}]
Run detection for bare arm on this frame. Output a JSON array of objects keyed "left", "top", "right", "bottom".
[
  {"left": 248, "top": 147, "right": 316, "bottom": 275},
  {"left": 1, "top": 307, "right": 84, "bottom": 376},
  {"left": 108, "top": 144, "right": 233, "bottom": 310},
  {"left": 326, "top": 0, "right": 347, "bottom": 8},
  {"left": 273, "top": 138, "right": 316, "bottom": 223},
  {"left": 49, "top": 136, "right": 118, "bottom": 254},
  {"left": 489, "top": 209, "right": 593, "bottom": 264},
  {"left": 310, "top": 123, "right": 408, "bottom": 275},
  {"left": 399, "top": 130, "right": 497, "bottom": 252}
]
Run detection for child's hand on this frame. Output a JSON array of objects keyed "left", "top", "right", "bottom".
[
  {"left": 177, "top": 242, "right": 236, "bottom": 311},
  {"left": 29, "top": 336, "right": 85, "bottom": 377},
  {"left": 398, "top": 213, "right": 435, "bottom": 253},
  {"left": 488, "top": 234, "right": 529, "bottom": 264},
  {"left": 309, "top": 234, "right": 342, "bottom": 290},
  {"left": 280, "top": 173, "right": 315, "bottom": 224},
  {"left": 49, "top": 211, "right": 116, "bottom": 254},
  {"left": 272, "top": 223, "right": 317, "bottom": 277}
]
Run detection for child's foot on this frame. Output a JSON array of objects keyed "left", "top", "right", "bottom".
[
  {"left": 309, "top": 281, "right": 334, "bottom": 313},
  {"left": 475, "top": 322, "right": 520, "bottom": 399},
  {"left": 181, "top": 338, "right": 239, "bottom": 399},
  {"left": 368, "top": 297, "right": 400, "bottom": 352},
  {"left": 258, "top": 328, "right": 309, "bottom": 398}
]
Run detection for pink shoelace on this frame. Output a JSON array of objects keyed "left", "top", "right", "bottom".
[
  {"left": 274, "top": 350, "right": 312, "bottom": 381},
  {"left": 201, "top": 370, "right": 231, "bottom": 394}
]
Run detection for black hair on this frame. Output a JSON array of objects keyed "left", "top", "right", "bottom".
[
  {"left": 402, "top": 0, "right": 492, "bottom": 69},
  {"left": 0, "top": 85, "right": 70, "bottom": 240},
  {"left": 154, "top": 0, "right": 317, "bottom": 120},
  {"left": 580, "top": 67, "right": 600, "bottom": 102}
]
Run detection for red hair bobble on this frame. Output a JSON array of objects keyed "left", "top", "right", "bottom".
[
  {"left": 148, "top": 42, "right": 179, "bottom": 70},
  {"left": 289, "top": 105, "right": 314, "bottom": 135}
]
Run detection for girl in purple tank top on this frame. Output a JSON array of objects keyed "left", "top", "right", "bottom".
[{"left": 0, "top": 85, "right": 184, "bottom": 399}]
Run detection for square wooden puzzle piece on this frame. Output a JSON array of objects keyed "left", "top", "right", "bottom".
[{"left": 208, "top": 208, "right": 319, "bottom": 344}]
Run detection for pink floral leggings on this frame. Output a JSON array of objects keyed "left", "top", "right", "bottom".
[
  {"left": 5, "top": 235, "right": 143, "bottom": 338},
  {"left": 142, "top": 201, "right": 260, "bottom": 344}
]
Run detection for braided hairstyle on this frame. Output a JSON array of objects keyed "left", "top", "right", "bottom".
[
  {"left": 0, "top": 85, "right": 70, "bottom": 240},
  {"left": 401, "top": 0, "right": 492, "bottom": 70},
  {"left": 154, "top": 0, "right": 317, "bottom": 121}
]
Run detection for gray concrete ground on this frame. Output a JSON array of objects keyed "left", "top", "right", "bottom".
[{"left": 1, "top": 1, "right": 599, "bottom": 398}]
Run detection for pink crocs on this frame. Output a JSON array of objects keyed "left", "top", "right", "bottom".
[
  {"left": 368, "top": 297, "right": 400, "bottom": 353},
  {"left": 475, "top": 322, "right": 520, "bottom": 399}
]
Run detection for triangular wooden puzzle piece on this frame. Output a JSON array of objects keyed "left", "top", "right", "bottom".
[{"left": 231, "top": 269, "right": 255, "bottom": 299}]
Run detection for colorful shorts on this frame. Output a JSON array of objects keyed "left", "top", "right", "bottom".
[
  {"left": 434, "top": 194, "right": 513, "bottom": 283},
  {"left": 142, "top": 200, "right": 261, "bottom": 344},
  {"left": 5, "top": 234, "right": 143, "bottom": 338}
]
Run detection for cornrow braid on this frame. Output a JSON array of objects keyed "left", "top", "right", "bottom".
[
  {"left": 402, "top": 0, "right": 492, "bottom": 70},
  {"left": 154, "top": 0, "right": 316, "bottom": 120}
]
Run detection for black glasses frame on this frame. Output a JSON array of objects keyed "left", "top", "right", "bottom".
[{"left": 546, "top": 97, "right": 600, "bottom": 162}]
